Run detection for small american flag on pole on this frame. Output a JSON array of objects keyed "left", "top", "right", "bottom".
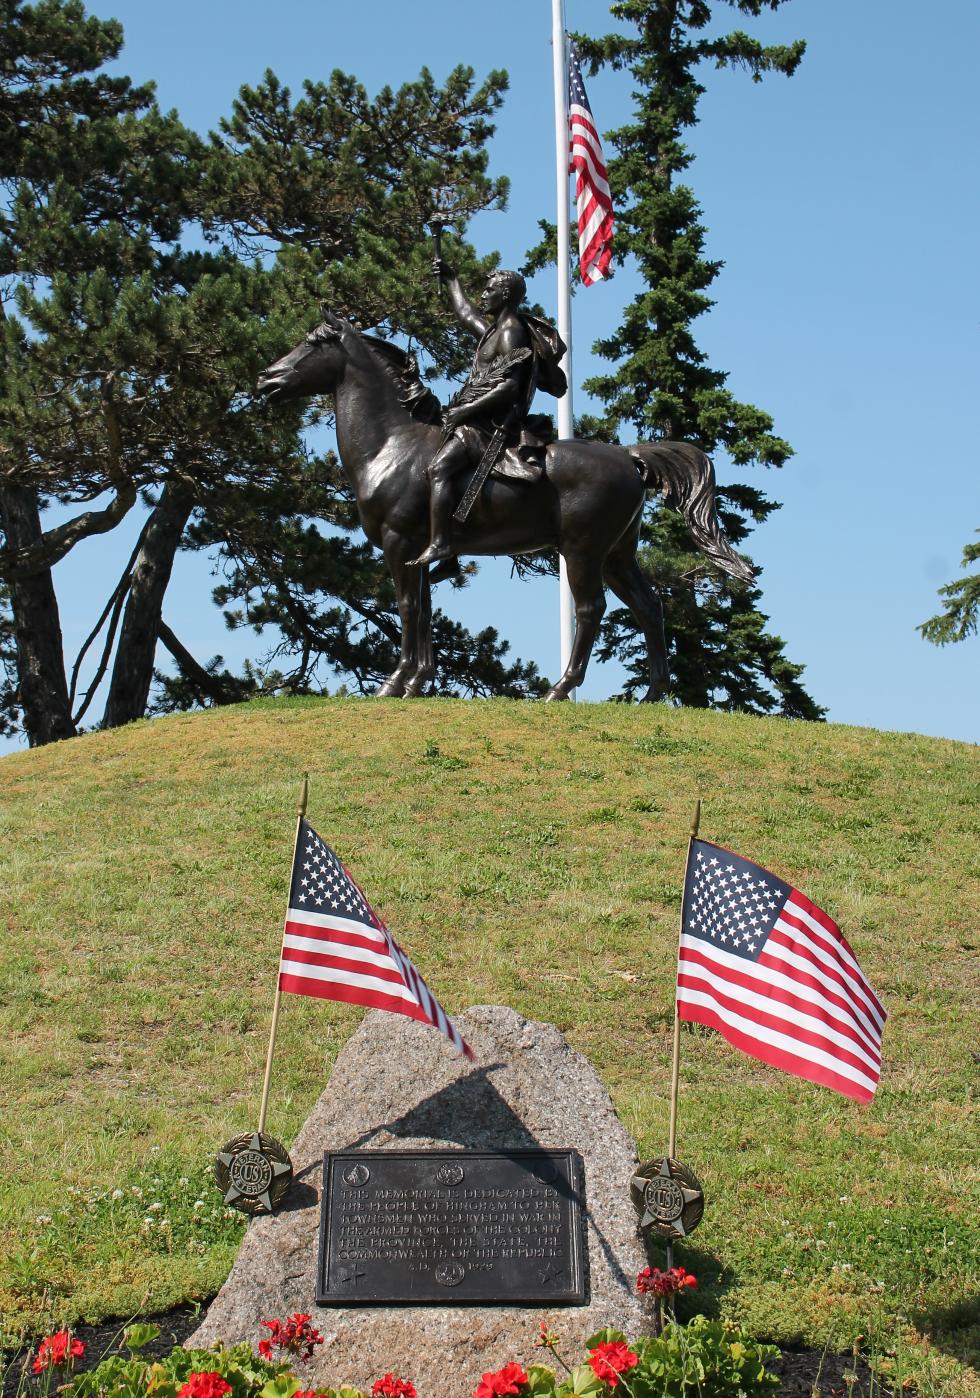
[
  {"left": 568, "top": 40, "right": 614, "bottom": 286},
  {"left": 279, "top": 818, "right": 472, "bottom": 1059},
  {"left": 677, "top": 839, "right": 885, "bottom": 1103}
]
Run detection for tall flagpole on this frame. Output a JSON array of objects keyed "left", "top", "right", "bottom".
[
  {"left": 551, "top": 0, "right": 576, "bottom": 697},
  {"left": 257, "top": 773, "right": 309, "bottom": 1135}
]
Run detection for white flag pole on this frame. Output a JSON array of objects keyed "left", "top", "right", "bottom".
[
  {"left": 551, "top": 0, "right": 576, "bottom": 697},
  {"left": 257, "top": 773, "right": 308, "bottom": 1135}
]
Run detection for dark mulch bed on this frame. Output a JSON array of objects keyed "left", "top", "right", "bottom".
[{"left": 2, "top": 1303, "right": 906, "bottom": 1397}]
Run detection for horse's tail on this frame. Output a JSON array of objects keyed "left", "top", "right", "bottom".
[{"left": 629, "top": 441, "right": 755, "bottom": 584}]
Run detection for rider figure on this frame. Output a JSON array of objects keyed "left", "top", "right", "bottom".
[{"left": 413, "top": 258, "right": 566, "bottom": 568}]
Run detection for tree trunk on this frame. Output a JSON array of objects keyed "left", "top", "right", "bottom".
[
  {"left": 0, "top": 485, "right": 76, "bottom": 746},
  {"left": 158, "top": 620, "right": 237, "bottom": 707},
  {"left": 102, "top": 484, "right": 194, "bottom": 728}
]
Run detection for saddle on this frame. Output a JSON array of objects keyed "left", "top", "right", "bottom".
[{"left": 490, "top": 412, "right": 555, "bottom": 485}]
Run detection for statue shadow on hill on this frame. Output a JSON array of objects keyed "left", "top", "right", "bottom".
[
  {"left": 339, "top": 1063, "right": 535, "bottom": 1151},
  {"left": 911, "top": 1296, "right": 980, "bottom": 1373}
]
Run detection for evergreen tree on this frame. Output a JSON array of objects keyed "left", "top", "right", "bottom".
[
  {"left": 0, "top": 2, "right": 544, "bottom": 744},
  {"left": 178, "top": 63, "right": 548, "bottom": 705},
  {"left": 919, "top": 532, "right": 980, "bottom": 645},
  {"left": 552, "top": 1, "right": 822, "bottom": 716}
]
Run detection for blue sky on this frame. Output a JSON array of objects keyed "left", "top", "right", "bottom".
[{"left": 14, "top": 0, "right": 979, "bottom": 747}]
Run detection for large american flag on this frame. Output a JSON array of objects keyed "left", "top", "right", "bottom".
[
  {"left": 677, "top": 839, "right": 885, "bottom": 1103},
  {"left": 278, "top": 819, "right": 472, "bottom": 1059},
  {"left": 568, "top": 40, "right": 614, "bottom": 286}
]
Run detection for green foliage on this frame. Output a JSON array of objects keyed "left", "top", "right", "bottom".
[
  {"left": 42, "top": 1322, "right": 778, "bottom": 1398},
  {"left": 919, "top": 533, "right": 980, "bottom": 644},
  {"left": 540, "top": 1, "right": 818, "bottom": 715},
  {"left": 487, "top": 1321, "right": 779, "bottom": 1398},
  {"left": 65, "top": 1342, "right": 285, "bottom": 1398},
  {"left": 0, "top": 1, "right": 546, "bottom": 742}
]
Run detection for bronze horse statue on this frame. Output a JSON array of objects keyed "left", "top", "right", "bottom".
[{"left": 256, "top": 311, "right": 752, "bottom": 701}]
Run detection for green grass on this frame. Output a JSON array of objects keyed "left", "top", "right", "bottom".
[{"left": 1, "top": 697, "right": 977, "bottom": 1393}]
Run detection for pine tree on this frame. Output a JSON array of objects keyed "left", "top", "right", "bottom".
[
  {"left": 175, "top": 63, "right": 549, "bottom": 705},
  {"left": 569, "top": 1, "right": 822, "bottom": 717},
  {"left": 0, "top": 2, "right": 546, "bottom": 744},
  {"left": 919, "top": 533, "right": 980, "bottom": 645}
]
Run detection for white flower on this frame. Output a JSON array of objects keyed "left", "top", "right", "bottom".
[
  {"left": 35, "top": 1215, "right": 52, "bottom": 1226},
  {"left": 112, "top": 1189, "right": 125, "bottom": 1201},
  {"left": 148, "top": 1202, "right": 163, "bottom": 1212},
  {"left": 179, "top": 1177, "right": 190, "bottom": 1187},
  {"left": 193, "top": 1200, "right": 206, "bottom": 1210}
]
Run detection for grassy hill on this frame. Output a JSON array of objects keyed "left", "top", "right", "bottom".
[{"left": 1, "top": 698, "right": 977, "bottom": 1393}]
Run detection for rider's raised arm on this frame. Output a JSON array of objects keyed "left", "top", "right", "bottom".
[{"left": 433, "top": 257, "right": 489, "bottom": 338}]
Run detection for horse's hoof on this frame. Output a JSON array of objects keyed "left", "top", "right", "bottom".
[
  {"left": 376, "top": 681, "right": 406, "bottom": 698},
  {"left": 543, "top": 687, "right": 568, "bottom": 702},
  {"left": 403, "top": 673, "right": 434, "bottom": 698}
]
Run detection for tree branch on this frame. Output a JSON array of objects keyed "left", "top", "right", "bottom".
[{"left": 0, "top": 481, "right": 138, "bottom": 579}]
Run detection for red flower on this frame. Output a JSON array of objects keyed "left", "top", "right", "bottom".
[
  {"left": 32, "top": 1331, "right": 85, "bottom": 1374},
  {"left": 372, "top": 1375, "right": 418, "bottom": 1398},
  {"left": 587, "top": 1341, "right": 639, "bottom": 1389},
  {"left": 258, "top": 1314, "right": 324, "bottom": 1362},
  {"left": 636, "top": 1265, "right": 697, "bottom": 1298},
  {"left": 472, "top": 1361, "right": 529, "bottom": 1398},
  {"left": 176, "top": 1373, "right": 233, "bottom": 1398}
]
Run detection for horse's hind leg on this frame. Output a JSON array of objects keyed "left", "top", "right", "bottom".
[
  {"left": 603, "top": 545, "right": 669, "bottom": 702},
  {"left": 545, "top": 549, "right": 606, "bottom": 701}
]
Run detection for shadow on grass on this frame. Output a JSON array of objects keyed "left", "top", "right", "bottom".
[
  {"left": 638, "top": 1233, "right": 736, "bottom": 1323},
  {"left": 913, "top": 1294, "right": 980, "bottom": 1372}
]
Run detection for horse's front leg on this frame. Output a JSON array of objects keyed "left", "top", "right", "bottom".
[
  {"left": 544, "top": 549, "right": 606, "bottom": 701},
  {"left": 376, "top": 533, "right": 423, "bottom": 699},
  {"left": 403, "top": 567, "right": 435, "bottom": 697}
]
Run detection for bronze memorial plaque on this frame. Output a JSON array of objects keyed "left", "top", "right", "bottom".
[{"left": 317, "top": 1149, "right": 587, "bottom": 1306}]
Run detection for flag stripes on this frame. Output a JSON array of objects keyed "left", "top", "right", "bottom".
[
  {"left": 277, "top": 819, "right": 472, "bottom": 1059},
  {"left": 568, "top": 40, "right": 613, "bottom": 286},
  {"left": 677, "top": 838, "right": 885, "bottom": 1103}
]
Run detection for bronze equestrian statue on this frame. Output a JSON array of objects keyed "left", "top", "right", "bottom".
[{"left": 255, "top": 271, "right": 752, "bottom": 702}]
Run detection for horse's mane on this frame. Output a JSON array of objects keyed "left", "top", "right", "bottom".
[{"left": 360, "top": 334, "right": 443, "bottom": 426}]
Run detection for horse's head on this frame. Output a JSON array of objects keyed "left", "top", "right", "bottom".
[{"left": 255, "top": 309, "right": 355, "bottom": 405}]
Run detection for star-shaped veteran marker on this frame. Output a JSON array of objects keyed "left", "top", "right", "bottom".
[
  {"left": 214, "top": 1131, "right": 293, "bottom": 1215},
  {"left": 630, "top": 1157, "right": 704, "bottom": 1239}
]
